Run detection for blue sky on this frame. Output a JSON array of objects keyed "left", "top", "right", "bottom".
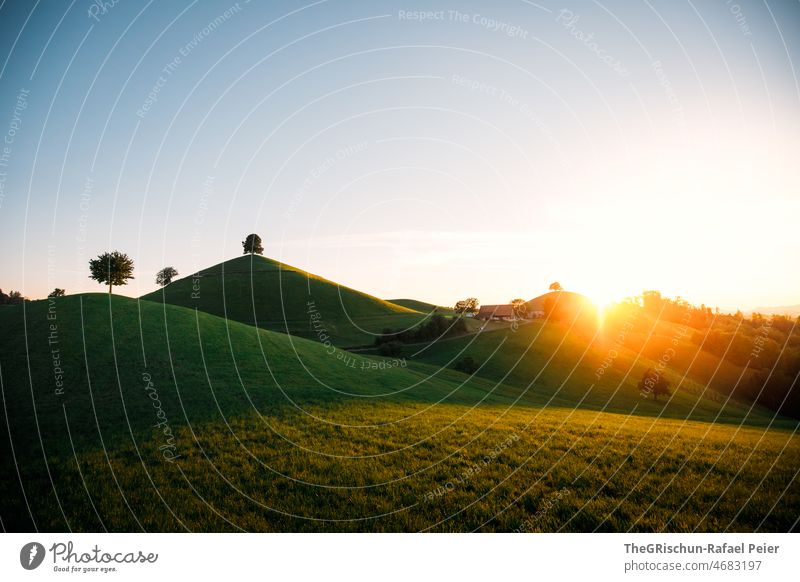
[{"left": 1, "top": 0, "right": 798, "bottom": 310}]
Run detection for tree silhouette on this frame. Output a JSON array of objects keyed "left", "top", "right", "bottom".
[
  {"left": 48, "top": 288, "right": 65, "bottom": 297},
  {"left": 455, "top": 297, "right": 479, "bottom": 314},
  {"left": 510, "top": 298, "right": 527, "bottom": 318},
  {"left": 637, "top": 368, "right": 671, "bottom": 402},
  {"left": 641, "top": 290, "right": 663, "bottom": 314},
  {"left": 0, "top": 289, "right": 25, "bottom": 305},
  {"left": 88, "top": 251, "right": 134, "bottom": 294},
  {"left": 156, "top": 267, "right": 179, "bottom": 287},
  {"left": 242, "top": 233, "right": 264, "bottom": 255},
  {"left": 549, "top": 282, "right": 563, "bottom": 292}
]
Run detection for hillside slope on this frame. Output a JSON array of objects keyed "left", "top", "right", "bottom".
[
  {"left": 401, "top": 314, "right": 791, "bottom": 427},
  {"left": 0, "top": 293, "right": 511, "bottom": 530},
  {"left": 141, "top": 255, "right": 428, "bottom": 347},
  {"left": 0, "top": 293, "right": 512, "bottom": 457},
  {"left": 0, "top": 295, "right": 797, "bottom": 532},
  {"left": 388, "top": 299, "right": 454, "bottom": 313}
]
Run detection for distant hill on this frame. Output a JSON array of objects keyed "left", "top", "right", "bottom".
[
  {"left": 141, "top": 255, "right": 428, "bottom": 347},
  {"left": 524, "top": 291, "right": 596, "bottom": 325},
  {"left": 387, "top": 298, "right": 454, "bottom": 313},
  {"left": 748, "top": 304, "right": 800, "bottom": 317},
  {"left": 524, "top": 290, "right": 592, "bottom": 312}
]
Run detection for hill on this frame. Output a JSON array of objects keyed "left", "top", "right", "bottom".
[
  {"left": 748, "top": 303, "right": 800, "bottom": 317},
  {"left": 388, "top": 298, "right": 454, "bottom": 314},
  {"left": 1, "top": 294, "right": 797, "bottom": 532},
  {"left": 141, "top": 255, "right": 430, "bottom": 347},
  {"left": 525, "top": 290, "right": 595, "bottom": 318},
  {"left": 399, "top": 311, "right": 791, "bottom": 427}
]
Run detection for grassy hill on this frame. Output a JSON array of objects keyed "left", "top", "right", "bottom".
[
  {"left": 1, "top": 295, "right": 798, "bottom": 532},
  {"left": 388, "top": 299, "right": 454, "bottom": 314},
  {"left": 141, "top": 255, "right": 431, "bottom": 347},
  {"left": 399, "top": 312, "right": 792, "bottom": 427}
]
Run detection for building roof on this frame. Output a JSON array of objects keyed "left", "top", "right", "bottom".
[{"left": 476, "top": 304, "right": 515, "bottom": 318}]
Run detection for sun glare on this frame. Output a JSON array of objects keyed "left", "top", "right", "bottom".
[{"left": 581, "top": 288, "right": 625, "bottom": 330}]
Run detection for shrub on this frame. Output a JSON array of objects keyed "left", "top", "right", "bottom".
[
  {"left": 454, "top": 356, "right": 480, "bottom": 375},
  {"left": 378, "top": 341, "right": 403, "bottom": 357}
]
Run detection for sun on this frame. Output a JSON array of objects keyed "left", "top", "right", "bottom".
[
  {"left": 580, "top": 287, "right": 627, "bottom": 329},
  {"left": 583, "top": 289, "right": 618, "bottom": 312}
]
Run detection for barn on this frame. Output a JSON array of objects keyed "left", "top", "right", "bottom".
[{"left": 475, "top": 304, "right": 516, "bottom": 321}]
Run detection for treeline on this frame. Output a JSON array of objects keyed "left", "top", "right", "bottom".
[
  {"left": 618, "top": 291, "right": 800, "bottom": 418},
  {"left": 701, "top": 314, "right": 800, "bottom": 417},
  {"left": 0, "top": 289, "right": 26, "bottom": 305}
]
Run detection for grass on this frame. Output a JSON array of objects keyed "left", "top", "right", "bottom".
[
  {"left": 140, "top": 255, "right": 433, "bottom": 347},
  {"left": 0, "top": 293, "right": 797, "bottom": 532},
  {"left": 13, "top": 404, "right": 800, "bottom": 532},
  {"left": 400, "top": 312, "right": 790, "bottom": 427},
  {"left": 387, "top": 299, "right": 455, "bottom": 314}
]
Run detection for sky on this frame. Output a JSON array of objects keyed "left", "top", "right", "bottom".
[{"left": 0, "top": 0, "right": 798, "bottom": 311}]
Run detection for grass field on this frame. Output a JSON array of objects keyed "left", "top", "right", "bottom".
[
  {"left": 22, "top": 404, "right": 800, "bottom": 532},
  {"left": 1, "top": 293, "right": 797, "bottom": 532}
]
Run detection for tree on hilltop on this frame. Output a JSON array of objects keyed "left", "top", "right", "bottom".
[
  {"left": 242, "top": 233, "right": 264, "bottom": 255},
  {"left": 549, "top": 282, "right": 563, "bottom": 292},
  {"left": 88, "top": 251, "right": 134, "bottom": 294},
  {"left": 156, "top": 267, "right": 179, "bottom": 287},
  {"left": 455, "top": 298, "right": 479, "bottom": 314},
  {"left": 48, "top": 288, "right": 66, "bottom": 297}
]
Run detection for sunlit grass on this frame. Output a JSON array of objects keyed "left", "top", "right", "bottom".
[{"left": 26, "top": 403, "right": 800, "bottom": 532}]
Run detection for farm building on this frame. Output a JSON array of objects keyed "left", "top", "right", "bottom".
[{"left": 475, "top": 304, "right": 516, "bottom": 321}]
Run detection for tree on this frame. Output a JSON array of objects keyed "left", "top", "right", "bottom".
[
  {"left": 637, "top": 368, "right": 671, "bottom": 402},
  {"left": 454, "top": 297, "right": 479, "bottom": 314},
  {"left": 641, "top": 290, "right": 663, "bottom": 315},
  {"left": 0, "top": 289, "right": 25, "bottom": 305},
  {"left": 155, "top": 267, "right": 179, "bottom": 287},
  {"left": 48, "top": 288, "right": 65, "bottom": 297},
  {"left": 242, "top": 233, "right": 264, "bottom": 255},
  {"left": 510, "top": 298, "right": 527, "bottom": 318},
  {"left": 454, "top": 356, "right": 480, "bottom": 375},
  {"left": 549, "top": 281, "right": 563, "bottom": 292},
  {"left": 6, "top": 290, "right": 25, "bottom": 305},
  {"left": 88, "top": 251, "right": 135, "bottom": 294}
]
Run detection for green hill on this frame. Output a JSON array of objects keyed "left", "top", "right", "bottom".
[
  {"left": 1, "top": 294, "right": 798, "bottom": 532},
  {"left": 141, "top": 255, "right": 429, "bottom": 347},
  {"left": 388, "top": 299, "right": 454, "bottom": 314},
  {"left": 0, "top": 293, "right": 509, "bottom": 456},
  {"left": 400, "top": 313, "right": 791, "bottom": 427}
]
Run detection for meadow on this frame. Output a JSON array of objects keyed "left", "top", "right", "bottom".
[
  {"left": 1, "top": 278, "right": 798, "bottom": 532},
  {"left": 20, "top": 404, "right": 800, "bottom": 532}
]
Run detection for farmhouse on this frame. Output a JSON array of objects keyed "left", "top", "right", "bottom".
[{"left": 476, "top": 304, "right": 515, "bottom": 321}]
